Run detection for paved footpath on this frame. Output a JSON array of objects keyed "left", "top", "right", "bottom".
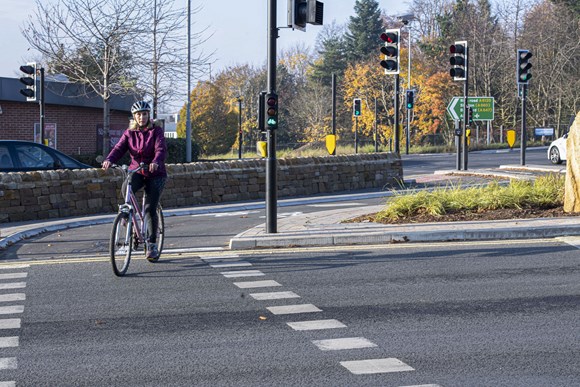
[{"left": 2, "top": 164, "right": 579, "bottom": 251}]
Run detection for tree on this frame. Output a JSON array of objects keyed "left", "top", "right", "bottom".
[
  {"left": 345, "top": 0, "right": 385, "bottom": 62},
  {"left": 22, "top": 0, "right": 148, "bottom": 155},
  {"left": 309, "top": 21, "right": 349, "bottom": 85},
  {"left": 134, "top": 0, "right": 211, "bottom": 117},
  {"left": 176, "top": 81, "right": 237, "bottom": 155}
]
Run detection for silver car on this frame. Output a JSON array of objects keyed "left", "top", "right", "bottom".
[{"left": 548, "top": 134, "right": 567, "bottom": 164}]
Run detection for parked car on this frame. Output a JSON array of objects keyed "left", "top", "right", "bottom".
[
  {"left": 547, "top": 134, "right": 568, "bottom": 164},
  {"left": 0, "top": 140, "right": 91, "bottom": 172}
]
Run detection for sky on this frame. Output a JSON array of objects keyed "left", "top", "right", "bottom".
[{"left": 0, "top": 0, "right": 410, "bottom": 80}]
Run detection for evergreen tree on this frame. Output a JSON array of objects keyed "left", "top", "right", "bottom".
[
  {"left": 309, "top": 22, "right": 349, "bottom": 86},
  {"left": 344, "top": 0, "right": 384, "bottom": 62}
]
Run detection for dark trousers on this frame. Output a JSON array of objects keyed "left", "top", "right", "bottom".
[{"left": 124, "top": 173, "right": 166, "bottom": 244}]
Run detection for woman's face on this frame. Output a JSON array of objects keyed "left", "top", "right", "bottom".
[{"left": 134, "top": 111, "right": 149, "bottom": 127}]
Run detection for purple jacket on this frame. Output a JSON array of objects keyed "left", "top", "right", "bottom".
[{"left": 106, "top": 125, "right": 167, "bottom": 178}]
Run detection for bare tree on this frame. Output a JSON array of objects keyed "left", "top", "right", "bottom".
[
  {"left": 134, "top": 0, "right": 212, "bottom": 117},
  {"left": 22, "top": 0, "right": 148, "bottom": 155}
]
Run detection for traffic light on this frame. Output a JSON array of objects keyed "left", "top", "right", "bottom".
[
  {"left": 517, "top": 49, "right": 532, "bottom": 84},
  {"left": 466, "top": 106, "right": 474, "bottom": 125},
  {"left": 353, "top": 98, "right": 362, "bottom": 117},
  {"left": 288, "top": 0, "right": 324, "bottom": 31},
  {"left": 405, "top": 90, "right": 415, "bottom": 109},
  {"left": 379, "top": 29, "right": 400, "bottom": 75},
  {"left": 449, "top": 41, "right": 467, "bottom": 81},
  {"left": 264, "top": 92, "right": 278, "bottom": 129},
  {"left": 19, "top": 63, "right": 37, "bottom": 101}
]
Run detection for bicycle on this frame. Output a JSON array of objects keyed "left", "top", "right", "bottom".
[{"left": 109, "top": 163, "right": 165, "bottom": 276}]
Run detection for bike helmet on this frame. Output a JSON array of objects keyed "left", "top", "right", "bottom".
[{"left": 131, "top": 101, "right": 151, "bottom": 114}]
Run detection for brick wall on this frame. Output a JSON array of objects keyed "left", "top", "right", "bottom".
[
  {"left": 0, "top": 153, "right": 402, "bottom": 223},
  {"left": 0, "top": 101, "right": 130, "bottom": 156}
]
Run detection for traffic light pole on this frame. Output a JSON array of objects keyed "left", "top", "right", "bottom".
[
  {"left": 266, "top": 0, "right": 277, "bottom": 233},
  {"left": 462, "top": 46, "right": 469, "bottom": 171},
  {"left": 355, "top": 117, "right": 359, "bottom": 153},
  {"left": 394, "top": 74, "right": 400, "bottom": 154},
  {"left": 520, "top": 84, "right": 527, "bottom": 166},
  {"left": 331, "top": 73, "right": 337, "bottom": 155},
  {"left": 40, "top": 67, "right": 45, "bottom": 145},
  {"left": 374, "top": 98, "right": 378, "bottom": 153},
  {"left": 237, "top": 98, "right": 242, "bottom": 159}
]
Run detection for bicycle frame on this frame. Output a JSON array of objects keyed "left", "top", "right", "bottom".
[{"left": 118, "top": 165, "right": 149, "bottom": 249}]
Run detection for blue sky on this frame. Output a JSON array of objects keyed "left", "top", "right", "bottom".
[{"left": 0, "top": 0, "right": 410, "bottom": 80}]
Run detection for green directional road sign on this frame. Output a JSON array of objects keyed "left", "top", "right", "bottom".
[{"left": 447, "top": 97, "right": 494, "bottom": 121}]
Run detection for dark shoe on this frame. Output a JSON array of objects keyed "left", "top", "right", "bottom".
[{"left": 146, "top": 243, "right": 159, "bottom": 262}]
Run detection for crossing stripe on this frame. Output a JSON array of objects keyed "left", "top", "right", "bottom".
[
  {"left": 221, "top": 270, "right": 264, "bottom": 278},
  {"left": 340, "top": 358, "right": 414, "bottom": 374},
  {"left": 287, "top": 319, "right": 346, "bottom": 331},
  {"left": 201, "top": 254, "right": 240, "bottom": 261},
  {"left": 0, "top": 294, "right": 25, "bottom": 303},
  {"left": 0, "top": 273, "right": 27, "bottom": 280},
  {"left": 312, "top": 337, "right": 376, "bottom": 351},
  {"left": 267, "top": 304, "right": 321, "bottom": 315},
  {"left": 0, "top": 382, "right": 16, "bottom": 387},
  {"left": 249, "top": 291, "right": 300, "bottom": 300},
  {"left": 0, "top": 283, "right": 25, "bottom": 290},
  {"left": 210, "top": 262, "right": 252, "bottom": 268},
  {"left": 0, "top": 358, "right": 17, "bottom": 370},
  {"left": 0, "top": 265, "right": 30, "bottom": 270},
  {"left": 0, "top": 306, "right": 24, "bottom": 315},
  {"left": 0, "top": 319, "right": 21, "bottom": 330},
  {"left": 0, "top": 337, "right": 18, "bottom": 348},
  {"left": 233, "top": 280, "right": 281, "bottom": 289}
]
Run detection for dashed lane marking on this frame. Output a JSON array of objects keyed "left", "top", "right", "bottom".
[
  {"left": 0, "top": 294, "right": 25, "bottom": 303},
  {"left": 220, "top": 270, "right": 264, "bottom": 278},
  {"left": 0, "top": 337, "right": 18, "bottom": 348},
  {"left": 266, "top": 304, "right": 322, "bottom": 315},
  {"left": 287, "top": 319, "right": 346, "bottom": 331},
  {"left": 0, "top": 381, "right": 16, "bottom": 387},
  {"left": 0, "top": 319, "right": 20, "bottom": 330},
  {"left": 399, "top": 384, "right": 442, "bottom": 387},
  {"left": 250, "top": 291, "right": 300, "bottom": 300},
  {"left": 0, "top": 265, "right": 30, "bottom": 270},
  {"left": 201, "top": 254, "right": 242, "bottom": 261},
  {"left": 340, "top": 358, "right": 415, "bottom": 374},
  {"left": 233, "top": 280, "right": 281, "bottom": 289},
  {"left": 312, "top": 337, "right": 377, "bottom": 351}
]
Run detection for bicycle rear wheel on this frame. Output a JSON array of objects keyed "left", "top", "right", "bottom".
[
  {"left": 155, "top": 206, "right": 165, "bottom": 256},
  {"left": 110, "top": 212, "right": 133, "bottom": 276}
]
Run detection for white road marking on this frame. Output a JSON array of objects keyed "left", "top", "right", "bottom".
[
  {"left": 0, "top": 358, "right": 17, "bottom": 370},
  {"left": 259, "top": 212, "right": 303, "bottom": 219},
  {"left": 340, "top": 358, "right": 415, "bottom": 374},
  {"left": 399, "top": 384, "right": 441, "bottom": 387},
  {"left": 557, "top": 236, "right": 580, "bottom": 249},
  {"left": 308, "top": 202, "right": 366, "bottom": 207},
  {"left": 163, "top": 247, "right": 225, "bottom": 253},
  {"left": 190, "top": 211, "right": 260, "bottom": 218},
  {"left": 0, "top": 381, "right": 16, "bottom": 387},
  {"left": 221, "top": 270, "right": 264, "bottom": 278},
  {"left": 233, "top": 280, "right": 281, "bottom": 289},
  {"left": 250, "top": 291, "right": 300, "bottom": 300},
  {"left": 312, "top": 337, "right": 376, "bottom": 351},
  {"left": 201, "top": 254, "right": 241, "bottom": 261},
  {"left": 0, "top": 273, "right": 27, "bottom": 280},
  {"left": 287, "top": 319, "right": 346, "bottom": 331},
  {"left": 0, "top": 306, "right": 23, "bottom": 315},
  {"left": 0, "top": 337, "right": 18, "bottom": 348},
  {"left": 267, "top": 304, "right": 322, "bottom": 315},
  {"left": 0, "top": 283, "right": 25, "bottom": 290},
  {"left": 0, "top": 294, "right": 25, "bottom": 303},
  {"left": 0, "top": 265, "right": 29, "bottom": 270},
  {"left": 0, "top": 319, "right": 20, "bottom": 330},
  {"left": 210, "top": 262, "right": 252, "bottom": 268}
]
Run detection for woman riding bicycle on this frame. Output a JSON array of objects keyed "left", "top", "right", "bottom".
[{"left": 102, "top": 101, "right": 167, "bottom": 262}]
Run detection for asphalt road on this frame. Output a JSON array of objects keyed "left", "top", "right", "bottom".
[{"left": 3, "top": 239, "right": 579, "bottom": 386}]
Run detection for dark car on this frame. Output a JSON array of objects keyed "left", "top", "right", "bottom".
[{"left": 0, "top": 140, "right": 91, "bottom": 172}]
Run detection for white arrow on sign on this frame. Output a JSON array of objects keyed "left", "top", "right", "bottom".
[{"left": 447, "top": 97, "right": 461, "bottom": 121}]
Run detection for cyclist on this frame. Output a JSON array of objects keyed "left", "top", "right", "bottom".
[{"left": 102, "top": 101, "right": 167, "bottom": 262}]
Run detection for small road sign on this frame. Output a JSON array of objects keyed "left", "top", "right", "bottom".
[{"left": 447, "top": 97, "right": 494, "bottom": 121}]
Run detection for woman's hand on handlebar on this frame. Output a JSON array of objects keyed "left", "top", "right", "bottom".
[
  {"left": 102, "top": 160, "right": 112, "bottom": 170},
  {"left": 149, "top": 162, "right": 159, "bottom": 173}
]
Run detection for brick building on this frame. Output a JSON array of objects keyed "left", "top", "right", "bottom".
[{"left": 0, "top": 77, "right": 133, "bottom": 157}]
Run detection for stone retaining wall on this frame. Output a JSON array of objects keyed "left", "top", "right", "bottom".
[{"left": 0, "top": 153, "right": 402, "bottom": 223}]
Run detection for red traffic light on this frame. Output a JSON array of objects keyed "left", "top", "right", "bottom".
[
  {"left": 449, "top": 44, "right": 465, "bottom": 54},
  {"left": 380, "top": 32, "right": 397, "bottom": 44}
]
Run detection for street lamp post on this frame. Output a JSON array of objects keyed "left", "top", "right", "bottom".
[{"left": 237, "top": 97, "right": 243, "bottom": 159}]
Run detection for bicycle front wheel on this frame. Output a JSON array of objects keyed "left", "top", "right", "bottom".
[
  {"left": 155, "top": 206, "right": 165, "bottom": 256},
  {"left": 110, "top": 212, "right": 133, "bottom": 276}
]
